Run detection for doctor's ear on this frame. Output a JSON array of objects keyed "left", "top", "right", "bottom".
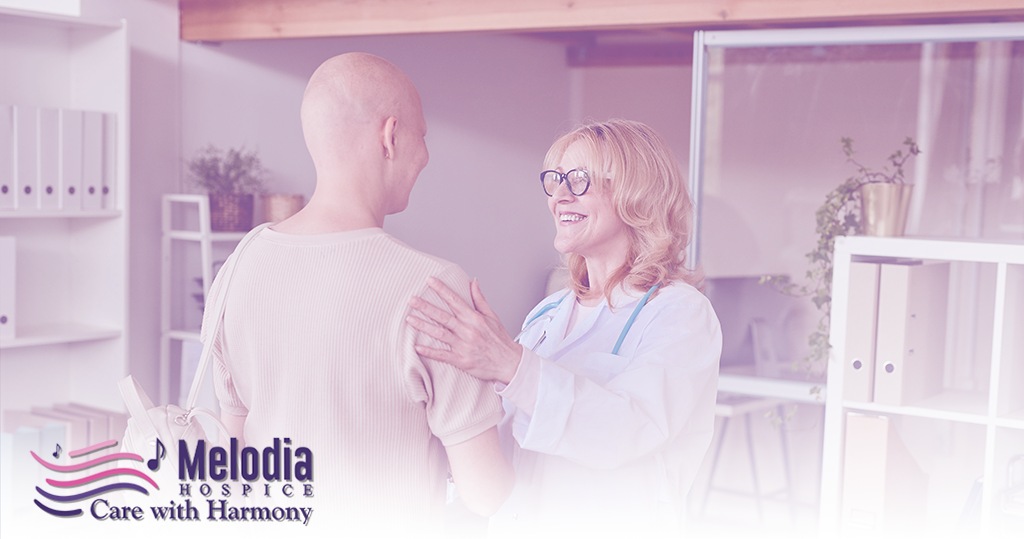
[{"left": 382, "top": 116, "right": 398, "bottom": 160}]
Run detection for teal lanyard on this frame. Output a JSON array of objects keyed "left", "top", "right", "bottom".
[{"left": 521, "top": 285, "right": 659, "bottom": 356}]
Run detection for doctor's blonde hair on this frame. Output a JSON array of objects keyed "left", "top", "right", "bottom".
[{"left": 542, "top": 119, "right": 701, "bottom": 303}]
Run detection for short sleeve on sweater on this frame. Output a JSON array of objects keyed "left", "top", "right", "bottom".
[{"left": 405, "top": 263, "right": 503, "bottom": 446}]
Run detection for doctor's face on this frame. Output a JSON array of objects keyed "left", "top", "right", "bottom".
[{"left": 546, "top": 141, "right": 630, "bottom": 262}]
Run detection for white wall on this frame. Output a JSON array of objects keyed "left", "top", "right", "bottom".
[{"left": 180, "top": 33, "right": 569, "bottom": 331}]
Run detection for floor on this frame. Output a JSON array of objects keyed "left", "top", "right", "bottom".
[{"left": 686, "top": 401, "right": 826, "bottom": 538}]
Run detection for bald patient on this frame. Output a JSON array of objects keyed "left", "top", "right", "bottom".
[{"left": 203, "top": 53, "right": 513, "bottom": 534}]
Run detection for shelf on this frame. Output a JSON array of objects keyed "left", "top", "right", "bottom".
[
  {"left": 167, "top": 230, "right": 248, "bottom": 242},
  {"left": 997, "top": 409, "right": 1024, "bottom": 430},
  {"left": 0, "top": 323, "right": 121, "bottom": 350},
  {"left": 0, "top": 7, "right": 121, "bottom": 30},
  {"left": 167, "top": 330, "right": 200, "bottom": 342},
  {"left": 839, "top": 236, "right": 1024, "bottom": 265},
  {"left": 718, "top": 364, "right": 825, "bottom": 403},
  {"left": 0, "top": 210, "right": 122, "bottom": 219},
  {"left": 843, "top": 390, "right": 990, "bottom": 425}
]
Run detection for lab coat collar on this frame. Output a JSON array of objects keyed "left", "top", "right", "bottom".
[
  {"left": 606, "top": 283, "right": 649, "bottom": 311},
  {"left": 548, "top": 284, "right": 648, "bottom": 355}
]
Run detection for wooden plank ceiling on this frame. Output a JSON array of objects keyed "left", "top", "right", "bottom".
[{"left": 180, "top": 0, "right": 1024, "bottom": 42}]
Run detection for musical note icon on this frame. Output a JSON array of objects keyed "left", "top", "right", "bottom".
[
  {"left": 147, "top": 439, "right": 166, "bottom": 471},
  {"left": 52, "top": 443, "right": 62, "bottom": 459}
]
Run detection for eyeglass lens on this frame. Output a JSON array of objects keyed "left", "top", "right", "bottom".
[{"left": 541, "top": 169, "right": 590, "bottom": 196}]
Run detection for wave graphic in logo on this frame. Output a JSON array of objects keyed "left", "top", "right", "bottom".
[{"left": 31, "top": 440, "right": 158, "bottom": 518}]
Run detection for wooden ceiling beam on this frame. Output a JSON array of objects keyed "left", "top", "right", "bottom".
[{"left": 180, "top": 0, "right": 1024, "bottom": 42}]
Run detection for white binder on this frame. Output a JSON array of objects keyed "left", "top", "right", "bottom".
[
  {"left": 60, "top": 108, "right": 83, "bottom": 211},
  {"left": 101, "top": 112, "right": 117, "bottom": 209},
  {"left": 2, "top": 411, "right": 68, "bottom": 462},
  {"left": 873, "top": 262, "right": 950, "bottom": 406},
  {"left": 841, "top": 413, "right": 927, "bottom": 534},
  {"left": 28, "top": 408, "right": 88, "bottom": 449},
  {"left": 0, "top": 105, "right": 14, "bottom": 210},
  {"left": 81, "top": 110, "right": 103, "bottom": 210},
  {"left": 52, "top": 404, "right": 111, "bottom": 444},
  {"left": 844, "top": 261, "right": 881, "bottom": 403},
  {"left": 37, "top": 107, "right": 61, "bottom": 210},
  {"left": 14, "top": 105, "right": 39, "bottom": 211},
  {"left": 63, "top": 403, "right": 127, "bottom": 441},
  {"left": 0, "top": 427, "right": 39, "bottom": 512},
  {"left": 0, "top": 237, "right": 13, "bottom": 340}
]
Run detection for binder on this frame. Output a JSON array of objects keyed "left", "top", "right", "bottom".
[
  {"left": 28, "top": 408, "right": 88, "bottom": 450},
  {"left": 844, "top": 262, "right": 881, "bottom": 403},
  {"left": 62, "top": 403, "right": 127, "bottom": 441},
  {"left": 0, "top": 431, "right": 10, "bottom": 525},
  {"left": 873, "top": 262, "right": 950, "bottom": 406},
  {"left": 49, "top": 406, "right": 108, "bottom": 444},
  {"left": 0, "top": 105, "right": 13, "bottom": 210},
  {"left": 841, "top": 413, "right": 927, "bottom": 534},
  {"left": 0, "top": 427, "right": 39, "bottom": 512},
  {"left": 2, "top": 411, "right": 68, "bottom": 462},
  {"left": 0, "top": 237, "right": 13, "bottom": 340},
  {"left": 101, "top": 112, "right": 117, "bottom": 209},
  {"left": 80, "top": 110, "right": 103, "bottom": 210},
  {"left": 13, "top": 105, "right": 38, "bottom": 211},
  {"left": 66, "top": 401, "right": 129, "bottom": 438},
  {"left": 37, "top": 107, "right": 60, "bottom": 210},
  {"left": 60, "top": 108, "right": 83, "bottom": 211}
]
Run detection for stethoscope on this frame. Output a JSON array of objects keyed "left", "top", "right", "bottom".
[{"left": 513, "top": 285, "right": 659, "bottom": 356}]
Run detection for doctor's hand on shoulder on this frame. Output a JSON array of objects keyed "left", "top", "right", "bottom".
[{"left": 408, "top": 277, "right": 522, "bottom": 384}]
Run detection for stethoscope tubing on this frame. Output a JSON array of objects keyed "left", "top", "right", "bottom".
[{"left": 514, "top": 285, "right": 659, "bottom": 356}]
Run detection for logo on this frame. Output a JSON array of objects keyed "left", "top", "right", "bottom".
[
  {"left": 30, "top": 437, "right": 315, "bottom": 526},
  {"left": 31, "top": 439, "right": 157, "bottom": 518}
]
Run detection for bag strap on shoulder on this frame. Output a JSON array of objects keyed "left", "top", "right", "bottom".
[{"left": 184, "top": 223, "right": 270, "bottom": 410}]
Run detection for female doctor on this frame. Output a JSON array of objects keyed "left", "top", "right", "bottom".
[{"left": 408, "top": 119, "right": 722, "bottom": 536}]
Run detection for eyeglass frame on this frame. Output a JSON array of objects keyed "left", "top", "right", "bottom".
[{"left": 539, "top": 168, "right": 591, "bottom": 197}]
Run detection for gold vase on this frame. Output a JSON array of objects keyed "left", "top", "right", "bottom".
[{"left": 858, "top": 183, "right": 913, "bottom": 237}]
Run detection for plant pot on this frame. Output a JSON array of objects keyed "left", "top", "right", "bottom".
[
  {"left": 209, "top": 193, "right": 254, "bottom": 232},
  {"left": 262, "top": 193, "right": 304, "bottom": 223},
  {"left": 859, "top": 183, "right": 913, "bottom": 237}
]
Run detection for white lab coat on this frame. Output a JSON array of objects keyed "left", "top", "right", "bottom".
[{"left": 490, "top": 281, "right": 722, "bottom": 537}]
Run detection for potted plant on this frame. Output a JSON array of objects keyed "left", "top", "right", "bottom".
[
  {"left": 762, "top": 137, "right": 921, "bottom": 378},
  {"left": 186, "top": 145, "right": 266, "bottom": 231}
]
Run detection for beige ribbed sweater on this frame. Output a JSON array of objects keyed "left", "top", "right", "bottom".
[{"left": 204, "top": 227, "right": 502, "bottom": 533}]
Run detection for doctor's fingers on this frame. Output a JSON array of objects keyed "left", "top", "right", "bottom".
[
  {"left": 470, "top": 279, "right": 503, "bottom": 326},
  {"left": 409, "top": 296, "right": 469, "bottom": 335},
  {"left": 412, "top": 342, "right": 468, "bottom": 369},
  {"left": 427, "top": 277, "right": 478, "bottom": 318},
  {"left": 406, "top": 312, "right": 458, "bottom": 347}
]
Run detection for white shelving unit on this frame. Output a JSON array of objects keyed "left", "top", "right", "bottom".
[
  {"left": 821, "top": 236, "right": 1024, "bottom": 536},
  {"left": 0, "top": 8, "right": 128, "bottom": 412},
  {"left": 160, "top": 194, "right": 246, "bottom": 404}
]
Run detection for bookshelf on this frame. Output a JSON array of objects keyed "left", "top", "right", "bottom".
[
  {"left": 160, "top": 194, "right": 247, "bottom": 404},
  {"left": 820, "top": 236, "right": 1024, "bottom": 536},
  {"left": 0, "top": 8, "right": 128, "bottom": 412}
]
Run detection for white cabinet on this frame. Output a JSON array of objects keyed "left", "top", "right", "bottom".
[
  {"left": 0, "top": 8, "right": 128, "bottom": 412},
  {"left": 821, "top": 236, "right": 1024, "bottom": 536},
  {"left": 160, "top": 194, "right": 246, "bottom": 404}
]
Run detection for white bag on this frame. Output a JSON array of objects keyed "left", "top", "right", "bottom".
[{"left": 117, "top": 224, "right": 267, "bottom": 496}]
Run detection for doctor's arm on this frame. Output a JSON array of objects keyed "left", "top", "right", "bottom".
[
  {"left": 500, "top": 300, "right": 721, "bottom": 470},
  {"left": 409, "top": 277, "right": 721, "bottom": 469}
]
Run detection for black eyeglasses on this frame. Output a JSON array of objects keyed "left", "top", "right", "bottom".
[{"left": 540, "top": 169, "right": 591, "bottom": 197}]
